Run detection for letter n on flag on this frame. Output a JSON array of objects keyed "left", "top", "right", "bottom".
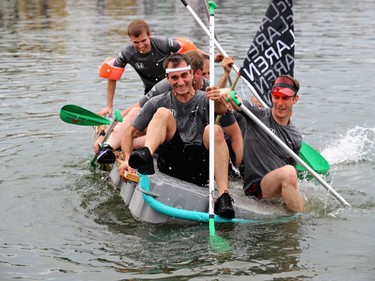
[{"left": 239, "top": 0, "right": 295, "bottom": 108}]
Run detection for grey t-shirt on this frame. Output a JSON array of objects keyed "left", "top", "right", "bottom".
[
  {"left": 240, "top": 100, "right": 302, "bottom": 191},
  {"left": 132, "top": 90, "right": 210, "bottom": 145},
  {"left": 114, "top": 36, "right": 181, "bottom": 92}
]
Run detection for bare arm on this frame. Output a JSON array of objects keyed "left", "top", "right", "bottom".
[
  {"left": 216, "top": 56, "right": 234, "bottom": 88},
  {"left": 98, "top": 79, "right": 116, "bottom": 116}
]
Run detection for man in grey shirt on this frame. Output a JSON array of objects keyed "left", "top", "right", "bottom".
[
  {"left": 234, "top": 75, "right": 304, "bottom": 213},
  {"left": 119, "top": 53, "right": 235, "bottom": 219},
  {"left": 98, "top": 19, "right": 182, "bottom": 117}
]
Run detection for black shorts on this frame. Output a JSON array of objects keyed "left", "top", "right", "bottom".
[
  {"left": 156, "top": 131, "right": 209, "bottom": 186},
  {"left": 244, "top": 179, "right": 263, "bottom": 199}
]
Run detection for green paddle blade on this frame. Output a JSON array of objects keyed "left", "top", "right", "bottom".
[
  {"left": 60, "top": 104, "right": 111, "bottom": 126},
  {"left": 209, "top": 234, "right": 231, "bottom": 254},
  {"left": 297, "top": 142, "right": 330, "bottom": 174}
]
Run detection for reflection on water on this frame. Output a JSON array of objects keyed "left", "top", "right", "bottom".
[{"left": 1, "top": 0, "right": 375, "bottom": 280}]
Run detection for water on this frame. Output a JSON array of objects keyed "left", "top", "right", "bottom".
[{"left": 1, "top": 0, "right": 374, "bottom": 280}]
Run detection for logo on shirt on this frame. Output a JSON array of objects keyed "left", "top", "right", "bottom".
[
  {"left": 135, "top": 62, "right": 144, "bottom": 69},
  {"left": 269, "top": 128, "right": 293, "bottom": 147},
  {"left": 169, "top": 109, "right": 177, "bottom": 118}
]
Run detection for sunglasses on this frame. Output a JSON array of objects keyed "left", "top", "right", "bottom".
[
  {"left": 272, "top": 76, "right": 297, "bottom": 97},
  {"left": 272, "top": 87, "right": 296, "bottom": 97}
]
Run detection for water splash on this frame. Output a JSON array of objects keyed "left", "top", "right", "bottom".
[{"left": 321, "top": 126, "right": 375, "bottom": 165}]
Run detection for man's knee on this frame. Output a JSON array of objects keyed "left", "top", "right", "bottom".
[
  {"left": 214, "top": 125, "right": 226, "bottom": 143},
  {"left": 154, "top": 107, "right": 173, "bottom": 118},
  {"left": 203, "top": 124, "right": 226, "bottom": 146},
  {"left": 282, "top": 165, "right": 298, "bottom": 186}
]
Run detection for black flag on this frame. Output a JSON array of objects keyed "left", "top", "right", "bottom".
[{"left": 239, "top": 0, "right": 294, "bottom": 107}]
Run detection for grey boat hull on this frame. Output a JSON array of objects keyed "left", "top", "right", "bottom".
[{"left": 108, "top": 163, "right": 290, "bottom": 224}]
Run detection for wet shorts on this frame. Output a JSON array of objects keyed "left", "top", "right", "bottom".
[
  {"left": 244, "top": 179, "right": 263, "bottom": 199},
  {"left": 156, "top": 131, "right": 209, "bottom": 186}
]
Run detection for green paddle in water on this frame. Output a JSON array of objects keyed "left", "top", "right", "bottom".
[{"left": 296, "top": 142, "right": 330, "bottom": 174}]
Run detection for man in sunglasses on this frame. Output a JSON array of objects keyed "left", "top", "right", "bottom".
[{"left": 225, "top": 75, "right": 304, "bottom": 213}]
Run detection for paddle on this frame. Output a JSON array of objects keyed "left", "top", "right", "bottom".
[
  {"left": 60, "top": 104, "right": 123, "bottom": 168},
  {"left": 207, "top": 1, "right": 231, "bottom": 253},
  {"left": 60, "top": 104, "right": 123, "bottom": 128},
  {"left": 60, "top": 104, "right": 112, "bottom": 126},
  {"left": 208, "top": 0, "right": 217, "bottom": 238},
  {"left": 296, "top": 142, "right": 330, "bottom": 174},
  {"left": 201, "top": 0, "right": 232, "bottom": 87},
  {"left": 180, "top": 0, "right": 260, "bottom": 99},
  {"left": 180, "top": 0, "right": 329, "bottom": 175},
  {"left": 229, "top": 91, "right": 350, "bottom": 207}
]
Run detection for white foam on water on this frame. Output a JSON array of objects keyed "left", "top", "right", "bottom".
[{"left": 321, "top": 126, "right": 375, "bottom": 165}]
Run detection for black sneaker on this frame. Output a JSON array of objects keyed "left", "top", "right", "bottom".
[
  {"left": 128, "top": 147, "right": 155, "bottom": 175},
  {"left": 214, "top": 191, "right": 235, "bottom": 219},
  {"left": 97, "top": 144, "right": 115, "bottom": 164}
]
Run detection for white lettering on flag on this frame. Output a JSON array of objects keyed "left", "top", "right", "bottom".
[{"left": 240, "top": 0, "right": 294, "bottom": 107}]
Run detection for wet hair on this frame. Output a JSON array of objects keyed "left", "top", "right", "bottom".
[
  {"left": 163, "top": 53, "right": 191, "bottom": 70},
  {"left": 127, "top": 19, "right": 150, "bottom": 37},
  {"left": 183, "top": 50, "right": 204, "bottom": 72}
]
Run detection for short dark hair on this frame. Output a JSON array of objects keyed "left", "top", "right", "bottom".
[
  {"left": 163, "top": 53, "right": 191, "bottom": 69},
  {"left": 127, "top": 19, "right": 150, "bottom": 37}
]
